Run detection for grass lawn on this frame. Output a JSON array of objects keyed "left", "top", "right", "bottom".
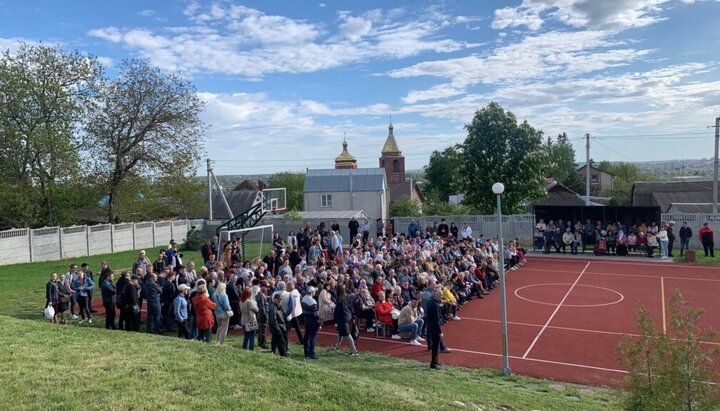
[
  {"left": 672, "top": 248, "right": 720, "bottom": 265},
  {"left": 0, "top": 315, "right": 620, "bottom": 410}
]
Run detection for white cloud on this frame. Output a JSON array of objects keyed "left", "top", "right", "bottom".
[
  {"left": 491, "top": 0, "right": 672, "bottom": 32},
  {"left": 87, "top": 4, "right": 476, "bottom": 77},
  {"left": 137, "top": 9, "right": 155, "bottom": 18}
]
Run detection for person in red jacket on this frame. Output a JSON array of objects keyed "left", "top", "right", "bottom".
[
  {"left": 375, "top": 291, "right": 400, "bottom": 339},
  {"left": 371, "top": 276, "right": 385, "bottom": 300},
  {"left": 192, "top": 283, "right": 217, "bottom": 343},
  {"left": 699, "top": 222, "right": 715, "bottom": 257}
]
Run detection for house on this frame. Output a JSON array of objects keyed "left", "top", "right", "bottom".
[
  {"left": 631, "top": 180, "right": 715, "bottom": 213},
  {"left": 303, "top": 168, "right": 389, "bottom": 224},
  {"left": 576, "top": 164, "right": 614, "bottom": 194},
  {"left": 379, "top": 123, "right": 425, "bottom": 207}
]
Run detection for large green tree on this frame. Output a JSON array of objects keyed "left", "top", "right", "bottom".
[
  {"left": 0, "top": 44, "right": 102, "bottom": 227},
  {"left": 459, "top": 102, "right": 549, "bottom": 214},
  {"left": 267, "top": 171, "right": 305, "bottom": 211},
  {"left": 597, "top": 161, "right": 658, "bottom": 205},
  {"left": 423, "top": 145, "right": 461, "bottom": 203},
  {"left": 86, "top": 59, "right": 205, "bottom": 223},
  {"left": 546, "top": 132, "right": 584, "bottom": 193}
]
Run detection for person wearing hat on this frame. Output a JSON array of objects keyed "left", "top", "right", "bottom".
[
  {"left": 268, "top": 293, "right": 289, "bottom": 356},
  {"left": 174, "top": 284, "right": 191, "bottom": 339},
  {"left": 255, "top": 280, "right": 270, "bottom": 349},
  {"left": 101, "top": 271, "right": 117, "bottom": 330},
  {"left": 301, "top": 286, "right": 320, "bottom": 359}
]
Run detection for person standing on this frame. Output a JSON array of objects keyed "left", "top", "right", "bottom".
[
  {"left": 80, "top": 263, "right": 96, "bottom": 313},
  {"left": 437, "top": 218, "right": 449, "bottom": 239},
  {"left": 101, "top": 272, "right": 117, "bottom": 330},
  {"left": 699, "top": 223, "right": 715, "bottom": 257},
  {"left": 66, "top": 264, "right": 79, "bottom": 320},
  {"left": 376, "top": 218, "right": 384, "bottom": 239},
  {"left": 161, "top": 270, "right": 177, "bottom": 333},
  {"left": 212, "top": 283, "right": 232, "bottom": 345},
  {"left": 667, "top": 221, "right": 676, "bottom": 257},
  {"left": 348, "top": 217, "right": 359, "bottom": 245},
  {"left": 122, "top": 275, "right": 140, "bottom": 332},
  {"left": 72, "top": 270, "right": 95, "bottom": 324},
  {"left": 255, "top": 281, "right": 270, "bottom": 349},
  {"left": 301, "top": 286, "right": 320, "bottom": 359},
  {"left": 657, "top": 224, "right": 670, "bottom": 259},
  {"left": 427, "top": 289, "right": 444, "bottom": 370},
  {"left": 174, "top": 284, "right": 191, "bottom": 339},
  {"left": 239, "top": 288, "right": 259, "bottom": 351},
  {"left": 269, "top": 293, "right": 289, "bottom": 356},
  {"left": 143, "top": 273, "right": 162, "bottom": 334},
  {"left": 45, "top": 273, "right": 59, "bottom": 324},
  {"left": 192, "top": 283, "right": 217, "bottom": 343},
  {"left": 330, "top": 285, "right": 358, "bottom": 356},
  {"left": 679, "top": 222, "right": 693, "bottom": 258},
  {"left": 361, "top": 219, "right": 370, "bottom": 243}
]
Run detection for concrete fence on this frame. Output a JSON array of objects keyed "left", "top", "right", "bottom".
[
  {"left": 0, "top": 219, "right": 205, "bottom": 266},
  {"left": 661, "top": 213, "right": 720, "bottom": 249}
]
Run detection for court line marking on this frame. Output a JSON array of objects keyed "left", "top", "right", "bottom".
[
  {"left": 521, "top": 267, "right": 720, "bottom": 283},
  {"left": 661, "top": 277, "right": 667, "bottom": 334},
  {"left": 530, "top": 256, "right": 720, "bottom": 270},
  {"left": 514, "top": 283, "right": 624, "bottom": 307},
  {"left": 461, "top": 316, "right": 720, "bottom": 346},
  {"left": 522, "top": 261, "right": 592, "bottom": 359},
  {"left": 316, "top": 330, "right": 629, "bottom": 375}
]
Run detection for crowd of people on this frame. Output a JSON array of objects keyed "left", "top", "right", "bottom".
[
  {"left": 44, "top": 218, "right": 527, "bottom": 369},
  {"left": 533, "top": 218, "right": 709, "bottom": 259}
]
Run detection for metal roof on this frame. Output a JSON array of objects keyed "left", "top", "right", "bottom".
[{"left": 304, "top": 168, "right": 386, "bottom": 193}]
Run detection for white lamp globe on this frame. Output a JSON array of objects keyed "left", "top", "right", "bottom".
[{"left": 492, "top": 182, "right": 505, "bottom": 195}]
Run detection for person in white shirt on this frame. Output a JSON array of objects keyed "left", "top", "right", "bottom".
[
  {"left": 460, "top": 223, "right": 472, "bottom": 240},
  {"left": 657, "top": 224, "right": 669, "bottom": 258}
]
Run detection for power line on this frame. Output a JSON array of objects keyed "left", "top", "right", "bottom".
[{"left": 592, "top": 139, "right": 637, "bottom": 163}]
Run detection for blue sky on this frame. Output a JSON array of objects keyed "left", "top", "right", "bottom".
[{"left": 1, "top": 0, "right": 720, "bottom": 175}]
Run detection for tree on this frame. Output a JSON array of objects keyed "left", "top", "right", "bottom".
[
  {"left": 0, "top": 44, "right": 102, "bottom": 227},
  {"left": 390, "top": 196, "right": 421, "bottom": 217},
  {"left": 423, "top": 146, "right": 461, "bottom": 203},
  {"left": 546, "top": 133, "right": 584, "bottom": 193},
  {"left": 619, "top": 290, "right": 720, "bottom": 410},
  {"left": 596, "top": 161, "right": 659, "bottom": 205},
  {"left": 86, "top": 59, "right": 205, "bottom": 222},
  {"left": 458, "top": 102, "right": 549, "bottom": 214},
  {"left": 267, "top": 171, "right": 305, "bottom": 211}
]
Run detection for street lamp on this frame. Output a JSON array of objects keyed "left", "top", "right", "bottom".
[{"left": 492, "top": 182, "right": 512, "bottom": 376}]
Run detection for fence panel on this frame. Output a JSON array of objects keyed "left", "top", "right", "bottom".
[
  {"left": 61, "top": 226, "right": 88, "bottom": 259},
  {"left": 172, "top": 220, "right": 188, "bottom": 242},
  {"left": 89, "top": 224, "right": 112, "bottom": 255},
  {"left": 133, "top": 222, "right": 154, "bottom": 249},
  {"left": 661, "top": 213, "right": 720, "bottom": 250},
  {"left": 0, "top": 228, "right": 30, "bottom": 265},
  {"left": 154, "top": 222, "right": 172, "bottom": 247},
  {"left": 112, "top": 223, "right": 134, "bottom": 252},
  {"left": 31, "top": 227, "right": 61, "bottom": 262}
]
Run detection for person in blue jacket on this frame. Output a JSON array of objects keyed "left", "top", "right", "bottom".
[{"left": 71, "top": 270, "right": 95, "bottom": 324}]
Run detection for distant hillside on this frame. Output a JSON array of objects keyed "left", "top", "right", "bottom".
[{"left": 614, "top": 159, "right": 713, "bottom": 179}]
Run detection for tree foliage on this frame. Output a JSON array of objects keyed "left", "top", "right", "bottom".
[
  {"left": 423, "top": 146, "right": 461, "bottom": 203},
  {"left": 0, "top": 43, "right": 102, "bottom": 228},
  {"left": 546, "top": 133, "right": 584, "bottom": 193},
  {"left": 86, "top": 59, "right": 205, "bottom": 222},
  {"left": 390, "top": 196, "right": 422, "bottom": 217},
  {"left": 458, "top": 102, "right": 549, "bottom": 214},
  {"left": 619, "top": 290, "right": 720, "bottom": 411},
  {"left": 597, "top": 161, "right": 659, "bottom": 205},
  {"left": 267, "top": 171, "right": 305, "bottom": 211}
]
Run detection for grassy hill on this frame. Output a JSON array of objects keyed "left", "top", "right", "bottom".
[{"left": 0, "top": 248, "right": 621, "bottom": 410}]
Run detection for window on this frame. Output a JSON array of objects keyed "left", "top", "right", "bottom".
[
  {"left": 393, "top": 159, "right": 400, "bottom": 173},
  {"left": 321, "top": 194, "right": 332, "bottom": 207},
  {"left": 591, "top": 174, "right": 599, "bottom": 184}
]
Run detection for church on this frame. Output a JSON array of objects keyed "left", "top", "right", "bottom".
[{"left": 302, "top": 122, "right": 424, "bottom": 222}]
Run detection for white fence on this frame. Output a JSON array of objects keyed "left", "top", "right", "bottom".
[{"left": 0, "top": 219, "right": 205, "bottom": 266}]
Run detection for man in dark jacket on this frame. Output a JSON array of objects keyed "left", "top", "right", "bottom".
[
  {"left": 268, "top": 293, "right": 288, "bottom": 356},
  {"left": 161, "top": 271, "right": 177, "bottom": 333},
  {"left": 667, "top": 221, "right": 676, "bottom": 257},
  {"left": 679, "top": 222, "right": 693, "bottom": 258},
  {"left": 348, "top": 217, "right": 359, "bottom": 244},
  {"left": 427, "top": 289, "right": 444, "bottom": 369},
  {"left": 122, "top": 275, "right": 140, "bottom": 332},
  {"left": 101, "top": 272, "right": 117, "bottom": 329},
  {"left": 437, "top": 219, "right": 449, "bottom": 238},
  {"left": 144, "top": 273, "right": 163, "bottom": 334},
  {"left": 256, "top": 281, "right": 269, "bottom": 349}
]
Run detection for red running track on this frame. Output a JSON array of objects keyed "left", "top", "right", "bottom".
[{"left": 92, "top": 257, "right": 720, "bottom": 387}]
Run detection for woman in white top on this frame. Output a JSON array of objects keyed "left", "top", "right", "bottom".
[
  {"left": 286, "top": 282, "right": 304, "bottom": 343},
  {"left": 657, "top": 224, "right": 669, "bottom": 258},
  {"left": 318, "top": 281, "right": 335, "bottom": 323},
  {"left": 287, "top": 231, "right": 298, "bottom": 249}
]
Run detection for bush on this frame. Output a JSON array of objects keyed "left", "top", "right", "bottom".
[{"left": 182, "top": 226, "right": 204, "bottom": 251}]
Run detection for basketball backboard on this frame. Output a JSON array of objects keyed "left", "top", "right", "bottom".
[{"left": 261, "top": 188, "right": 286, "bottom": 213}]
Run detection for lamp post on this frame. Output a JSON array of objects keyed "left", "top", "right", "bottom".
[{"left": 492, "top": 182, "right": 511, "bottom": 376}]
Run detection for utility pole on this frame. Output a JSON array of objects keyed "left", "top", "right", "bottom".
[
  {"left": 585, "top": 133, "right": 591, "bottom": 206},
  {"left": 207, "top": 158, "right": 213, "bottom": 220},
  {"left": 714, "top": 117, "right": 720, "bottom": 214}
]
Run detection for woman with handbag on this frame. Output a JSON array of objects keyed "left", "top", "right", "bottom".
[
  {"left": 212, "top": 283, "right": 232, "bottom": 345},
  {"left": 239, "top": 288, "right": 259, "bottom": 351}
]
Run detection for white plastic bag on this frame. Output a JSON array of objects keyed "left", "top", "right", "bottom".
[{"left": 44, "top": 305, "right": 55, "bottom": 320}]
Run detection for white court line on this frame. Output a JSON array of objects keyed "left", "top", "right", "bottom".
[
  {"left": 522, "top": 261, "right": 592, "bottom": 359},
  {"left": 531, "top": 256, "right": 720, "bottom": 269},
  {"left": 522, "top": 267, "right": 720, "bottom": 283},
  {"left": 317, "top": 330, "right": 628, "bottom": 375}
]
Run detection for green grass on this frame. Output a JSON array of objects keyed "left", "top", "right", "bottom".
[
  {"left": 0, "top": 315, "right": 620, "bottom": 410},
  {"left": 672, "top": 249, "right": 720, "bottom": 265}
]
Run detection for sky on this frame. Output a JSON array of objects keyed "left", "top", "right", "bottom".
[{"left": 1, "top": 0, "right": 720, "bottom": 175}]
